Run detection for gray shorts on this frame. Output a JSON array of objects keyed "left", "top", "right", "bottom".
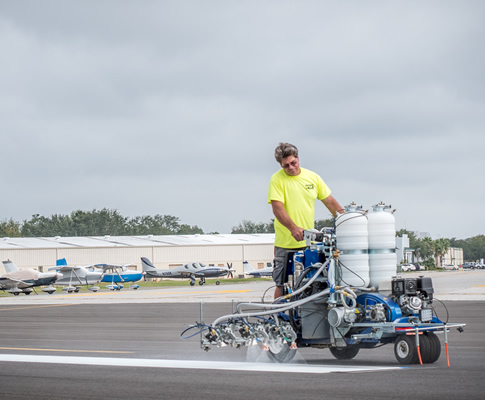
[{"left": 273, "top": 246, "right": 305, "bottom": 287}]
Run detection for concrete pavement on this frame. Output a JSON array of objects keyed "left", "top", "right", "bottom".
[{"left": 1, "top": 269, "right": 484, "bottom": 305}]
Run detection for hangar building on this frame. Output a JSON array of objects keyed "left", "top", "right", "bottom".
[{"left": 0, "top": 234, "right": 275, "bottom": 277}]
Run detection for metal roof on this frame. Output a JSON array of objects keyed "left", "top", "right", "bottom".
[{"left": 0, "top": 234, "right": 275, "bottom": 250}]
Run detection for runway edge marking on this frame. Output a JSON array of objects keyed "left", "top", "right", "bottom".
[{"left": 0, "top": 354, "right": 403, "bottom": 374}]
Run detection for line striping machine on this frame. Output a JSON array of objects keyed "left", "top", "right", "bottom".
[{"left": 182, "top": 203, "right": 466, "bottom": 365}]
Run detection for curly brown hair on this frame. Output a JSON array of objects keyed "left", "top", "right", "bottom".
[{"left": 274, "top": 142, "right": 298, "bottom": 164}]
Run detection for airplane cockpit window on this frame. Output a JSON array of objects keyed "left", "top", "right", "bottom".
[
  {"left": 185, "top": 265, "right": 189, "bottom": 269},
  {"left": 192, "top": 263, "right": 198, "bottom": 268}
]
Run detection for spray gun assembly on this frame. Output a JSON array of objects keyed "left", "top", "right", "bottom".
[{"left": 184, "top": 203, "right": 466, "bottom": 365}]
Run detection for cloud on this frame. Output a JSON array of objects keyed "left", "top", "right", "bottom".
[{"left": 0, "top": 0, "right": 484, "bottom": 239}]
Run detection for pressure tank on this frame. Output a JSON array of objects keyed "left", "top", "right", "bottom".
[
  {"left": 367, "top": 202, "right": 397, "bottom": 289},
  {"left": 335, "top": 203, "right": 370, "bottom": 288}
]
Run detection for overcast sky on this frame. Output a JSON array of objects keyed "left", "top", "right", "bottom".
[{"left": 1, "top": 1, "right": 483, "bottom": 239}]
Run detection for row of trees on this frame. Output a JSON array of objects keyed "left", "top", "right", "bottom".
[
  {"left": 0, "top": 209, "right": 204, "bottom": 237},
  {"left": 397, "top": 229, "right": 451, "bottom": 268},
  {"left": 396, "top": 229, "right": 485, "bottom": 266},
  {"left": 1, "top": 211, "right": 483, "bottom": 262},
  {"left": 0, "top": 211, "right": 333, "bottom": 237},
  {"left": 230, "top": 218, "right": 334, "bottom": 234}
]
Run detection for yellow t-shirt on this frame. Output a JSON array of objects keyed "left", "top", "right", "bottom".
[{"left": 268, "top": 167, "right": 331, "bottom": 248}]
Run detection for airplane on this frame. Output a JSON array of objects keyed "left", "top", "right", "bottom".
[
  {"left": 243, "top": 261, "right": 273, "bottom": 278},
  {"left": 1, "top": 260, "right": 62, "bottom": 295},
  {"left": 141, "top": 257, "right": 234, "bottom": 286},
  {"left": 48, "top": 258, "right": 103, "bottom": 293},
  {"left": 91, "top": 263, "right": 143, "bottom": 290}
]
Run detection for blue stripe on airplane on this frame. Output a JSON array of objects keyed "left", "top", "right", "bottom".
[{"left": 100, "top": 273, "right": 143, "bottom": 283}]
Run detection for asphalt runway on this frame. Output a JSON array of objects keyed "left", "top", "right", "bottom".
[
  {"left": 2, "top": 269, "right": 485, "bottom": 304},
  {"left": 1, "top": 271, "right": 485, "bottom": 399}
]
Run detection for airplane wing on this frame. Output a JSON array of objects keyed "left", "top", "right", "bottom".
[
  {"left": 48, "top": 265, "right": 95, "bottom": 272},
  {"left": 191, "top": 272, "right": 207, "bottom": 278},
  {"left": 48, "top": 266, "right": 78, "bottom": 272},
  {"left": 92, "top": 263, "right": 137, "bottom": 284},
  {"left": 93, "top": 263, "right": 137, "bottom": 272},
  {"left": 0, "top": 277, "right": 32, "bottom": 290},
  {"left": 181, "top": 270, "right": 229, "bottom": 279},
  {"left": 244, "top": 264, "right": 273, "bottom": 277},
  {"left": 177, "top": 271, "right": 202, "bottom": 277},
  {"left": 172, "top": 270, "right": 211, "bottom": 279}
]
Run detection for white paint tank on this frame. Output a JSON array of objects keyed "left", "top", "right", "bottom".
[
  {"left": 335, "top": 207, "right": 368, "bottom": 251},
  {"left": 336, "top": 206, "right": 370, "bottom": 288},
  {"left": 367, "top": 202, "right": 397, "bottom": 289}
]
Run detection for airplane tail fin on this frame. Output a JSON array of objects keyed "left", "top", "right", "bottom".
[
  {"left": 2, "top": 260, "right": 19, "bottom": 273},
  {"left": 243, "top": 261, "right": 255, "bottom": 273},
  {"left": 56, "top": 258, "right": 68, "bottom": 266},
  {"left": 141, "top": 257, "right": 157, "bottom": 272}
]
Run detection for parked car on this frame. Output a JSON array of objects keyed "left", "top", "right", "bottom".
[
  {"left": 475, "top": 263, "right": 485, "bottom": 270},
  {"left": 442, "top": 263, "right": 459, "bottom": 270},
  {"left": 401, "top": 264, "right": 416, "bottom": 272},
  {"left": 461, "top": 262, "right": 476, "bottom": 270},
  {"left": 412, "top": 262, "right": 425, "bottom": 271}
]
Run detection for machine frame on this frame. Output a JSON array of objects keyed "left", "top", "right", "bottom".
[{"left": 184, "top": 228, "right": 466, "bottom": 365}]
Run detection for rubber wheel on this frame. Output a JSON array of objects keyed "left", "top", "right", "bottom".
[
  {"left": 423, "top": 332, "right": 441, "bottom": 364},
  {"left": 416, "top": 334, "right": 431, "bottom": 364},
  {"left": 394, "top": 334, "right": 419, "bottom": 364},
  {"left": 329, "top": 344, "right": 360, "bottom": 360},
  {"left": 190, "top": 281, "right": 195, "bottom": 286},
  {"left": 198, "top": 281, "right": 204, "bottom": 286}
]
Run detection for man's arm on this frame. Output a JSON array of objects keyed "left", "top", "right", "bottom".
[
  {"left": 321, "top": 195, "right": 344, "bottom": 218},
  {"left": 271, "top": 200, "right": 305, "bottom": 242}
]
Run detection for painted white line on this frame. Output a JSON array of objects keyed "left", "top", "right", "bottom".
[{"left": 0, "top": 354, "right": 402, "bottom": 374}]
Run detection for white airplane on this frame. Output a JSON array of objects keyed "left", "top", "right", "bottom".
[
  {"left": 141, "top": 257, "right": 234, "bottom": 286},
  {"left": 1, "top": 260, "right": 61, "bottom": 295},
  {"left": 243, "top": 261, "right": 273, "bottom": 277},
  {"left": 48, "top": 258, "right": 103, "bottom": 293},
  {"left": 92, "top": 263, "right": 143, "bottom": 290}
]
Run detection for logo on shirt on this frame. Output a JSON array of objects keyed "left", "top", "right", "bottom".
[{"left": 305, "top": 184, "right": 314, "bottom": 190}]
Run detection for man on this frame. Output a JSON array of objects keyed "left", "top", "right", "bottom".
[{"left": 268, "top": 142, "right": 343, "bottom": 299}]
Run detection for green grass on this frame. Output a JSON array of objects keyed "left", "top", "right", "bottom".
[
  {"left": 130, "top": 277, "right": 265, "bottom": 287},
  {"left": 0, "top": 277, "right": 270, "bottom": 296}
]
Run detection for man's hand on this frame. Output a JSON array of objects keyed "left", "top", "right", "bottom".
[
  {"left": 271, "top": 200, "right": 305, "bottom": 242},
  {"left": 289, "top": 226, "right": 305, "bottom": 242}
]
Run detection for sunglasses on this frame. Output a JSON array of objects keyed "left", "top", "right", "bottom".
[{"left": 281, "top": 160, "right": 298, "bottom": 169}]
